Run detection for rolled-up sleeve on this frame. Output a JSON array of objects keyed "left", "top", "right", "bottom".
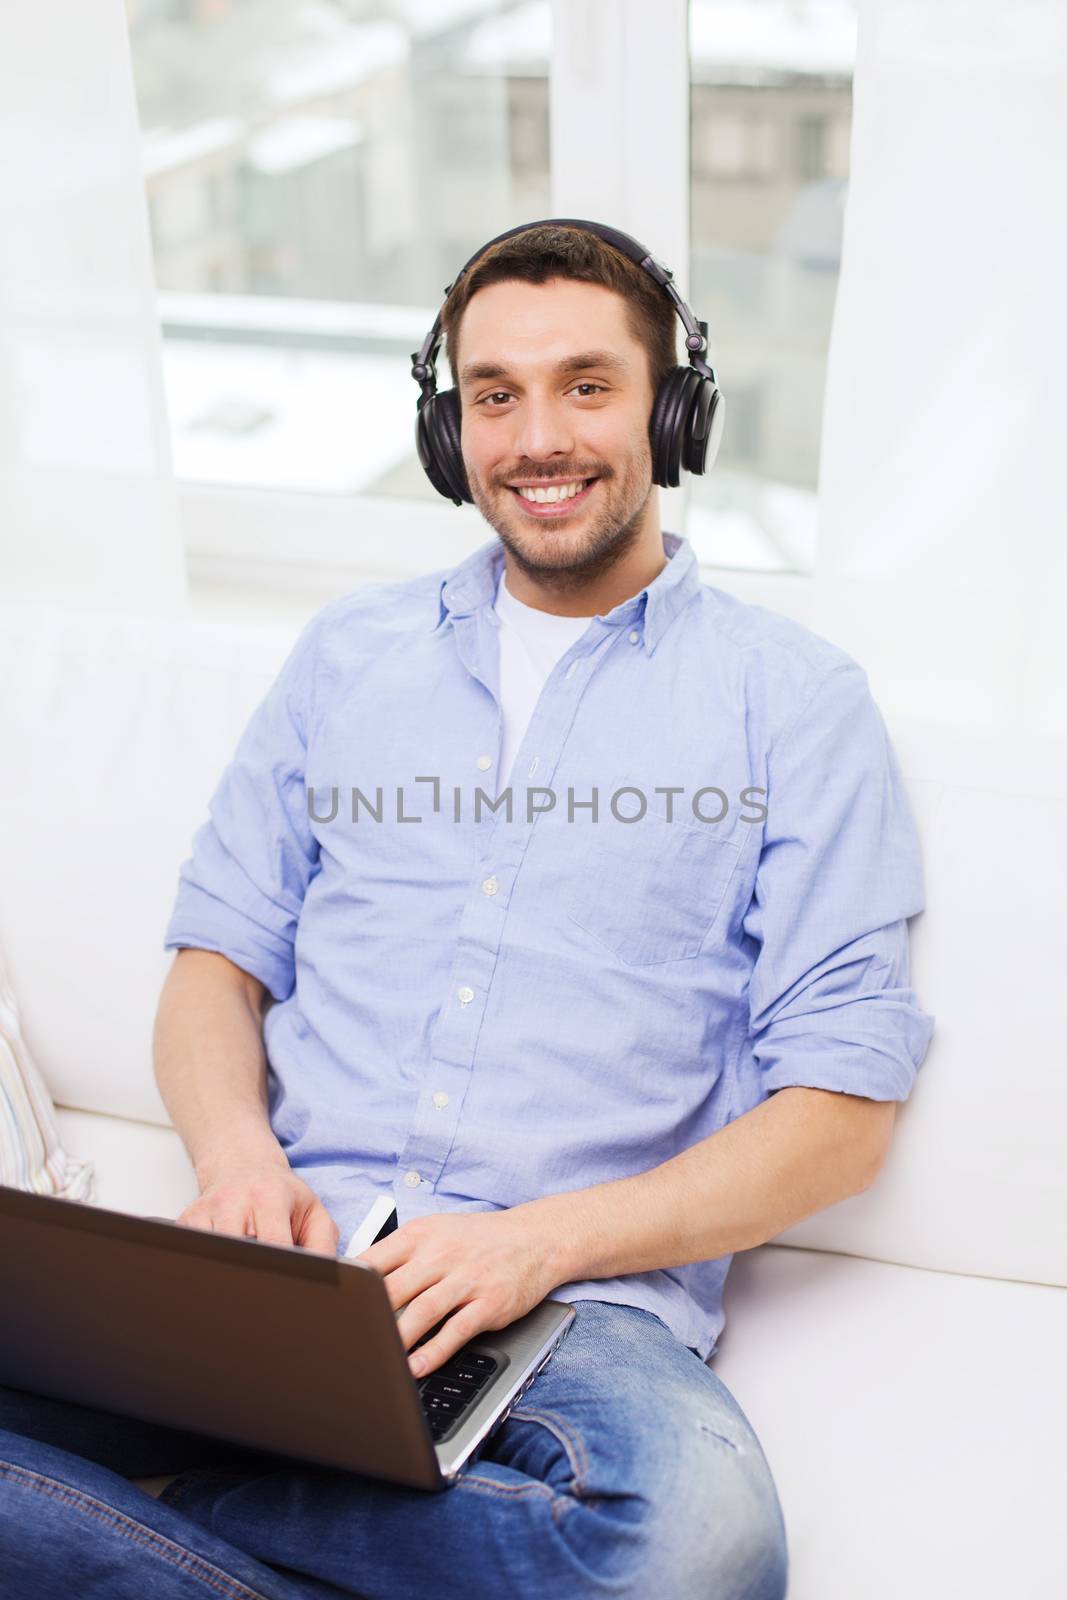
[
  {"left": 743, "top": 661, "right": 935, "bottom": 1101},
  {"left": 162, "top": 615, "right": 323, "bottom": 1004}
]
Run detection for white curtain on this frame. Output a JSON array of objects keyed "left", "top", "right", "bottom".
[
  {"left": 0, "top": 3, "right": 186, "bottom": 613},
  {"left": 814, "top": 0, "right": 1066, "bottom": 738}
]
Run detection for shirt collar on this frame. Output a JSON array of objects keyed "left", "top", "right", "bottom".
[{"left": 430, "top": 530, "right": 700, "bottom": 657}]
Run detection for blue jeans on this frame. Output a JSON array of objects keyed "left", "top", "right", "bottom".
[{"left": 0, "top": 1301, "right": 787, "bottom": 1599}]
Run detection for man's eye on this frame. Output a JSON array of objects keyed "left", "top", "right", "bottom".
[{"left": 478, "top": 383, "right": 606, "bottom": 408}]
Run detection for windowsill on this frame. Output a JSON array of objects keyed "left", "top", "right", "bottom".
[{"left": 179, "top": 480, "right": 819, "bottom": 629}]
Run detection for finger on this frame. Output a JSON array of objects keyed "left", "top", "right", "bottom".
[
  {"left": 395, "top": 1280, "right": 466, "bottom": 1362},
  {"left": 394, "top": 1282, "right": 449, "bottom": 1353},
  {"left": 249, "top": 1193, "right": 297, "bottom": 1248},
  {"left": 376, "top": 1258, "right": 441, "bottom": 1315},
  {"left": 297, "top": 1201, "right": 340, "bottom": 1255},
  {"left": 208, "top": 1195, "right": 253, "bottom": 1240},
  {"left": 406, "top": 1301, "right": 486, "bottom": 1380},
  {"left": 175, "top": 1205, "right": 214, "bottom": 1234},
  {"left": 352, "top": 1229, "right": 412, "bottom": 1275}
]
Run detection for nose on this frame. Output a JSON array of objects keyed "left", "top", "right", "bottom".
[{"left": 511, "top": 389, "right": 575, "bottom": 465}]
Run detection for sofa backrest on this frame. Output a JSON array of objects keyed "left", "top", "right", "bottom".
[
  {"left": 1, "top": 599, "right": 1063, "bottom": 1289},
  {"left": 0, "top": 600, "right": 291, "bottom": 1124},
  {"left": 777, "top": 722, "right": 1066, "bottom": 1290}
]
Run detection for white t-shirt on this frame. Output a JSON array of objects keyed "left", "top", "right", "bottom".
[{"left": 492, "top": 567, "right": 596, "bottom": 787}]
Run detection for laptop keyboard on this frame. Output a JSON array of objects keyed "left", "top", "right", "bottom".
[{"left": 416, "top": 1350, "right": 499, "bottom": 1442}]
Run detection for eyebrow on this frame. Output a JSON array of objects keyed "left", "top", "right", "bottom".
[{"left": 458, "top": 349, "right": 630, "bottom": 390}]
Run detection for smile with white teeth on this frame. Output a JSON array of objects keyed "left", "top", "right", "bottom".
[{"left": 514, "top": 479, "right": 589, "bottom": 503}]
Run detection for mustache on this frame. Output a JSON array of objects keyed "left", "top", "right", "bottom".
[{"left": 495, "top": 468, "right": 609, "bottom": 487}]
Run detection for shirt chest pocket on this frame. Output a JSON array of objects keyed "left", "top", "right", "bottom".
[{"left": 564, "top": 812, "right": 744, "bottom": 966}]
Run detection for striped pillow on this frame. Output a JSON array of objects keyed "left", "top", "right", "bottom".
[{"left": 0, "top": 947, "right": 96, "bottom": 1200}]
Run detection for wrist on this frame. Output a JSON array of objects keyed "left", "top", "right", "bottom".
[
  {"left": 523, "top": 1190, "right": 592, "bottom": 1286},
  {"left": 193, "top": 1128, "right": 289, "bottom": 1189}
]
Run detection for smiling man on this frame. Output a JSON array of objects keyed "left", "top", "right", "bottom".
[{"left": 0, "top": 223, "right": 933, "bottom": 1599}]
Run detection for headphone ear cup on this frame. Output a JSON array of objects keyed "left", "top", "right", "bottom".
[
  {"left": 649, "top": 367, "right": 725, "bottom": 486},
  {"left": 649, "top": 367, "right": 697, "bottom": 489},
  {"left": 648, "top": 370, "right": 675, "bottom": 488},
  {"left": 415, "top": 396, "right": 457, "bottom": 503},
  {"left": 683, "top": 378, "right": 724, "bottom": 477},
  {"left": 433, "top": 388, "right": 472, "bottom": 503},
  {"left": 416, "top": 389, "right": 471, "bottom": 504}
]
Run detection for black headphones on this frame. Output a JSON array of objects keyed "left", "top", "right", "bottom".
[{"left": 409, "top": 217, "right": 725, "bottom": 506}]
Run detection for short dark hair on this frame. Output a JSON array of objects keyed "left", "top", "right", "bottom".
[{"left": 440, "top": 223, "right": 678, "bottom": 405}]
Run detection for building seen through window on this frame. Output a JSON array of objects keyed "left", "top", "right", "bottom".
[{"left": 689, "top": 0, "right": 855, "bottom": 572}]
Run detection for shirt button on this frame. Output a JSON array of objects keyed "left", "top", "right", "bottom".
[
  {"left": 432, "top": 1090, "right": 449, "bottom": 1110},
  {"left": 565, "top": 660, "right": 578, "bottom": 679},
  {"left": 404, "top": 1170, "right": 421, "bottom": 1188},
  {"left": 482, "top": 876, "right": 498, "bottom": 896},
  {"left": 457, "top": 985, "right": 474, "bottom": 1005},
  {"left": 476, "top": 754, "right": 492, "bottom": 771},
  {"left": 628, "top": 630, "right": 640, "bottom": 644},
  {"left": 528, "top": 755, "right": 540, "bottom": 777}
]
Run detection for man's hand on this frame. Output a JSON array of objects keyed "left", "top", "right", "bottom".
[
  {"left": 176, "top": 1161, "right": 341, "bottom": 1255},
  {"left": 352, "top": 1205, "right": 562, "bottom": 1380}
]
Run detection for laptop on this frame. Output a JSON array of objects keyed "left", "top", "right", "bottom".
[{"left": 0, "top": 1183, "right": 575, "bottom": 1492}]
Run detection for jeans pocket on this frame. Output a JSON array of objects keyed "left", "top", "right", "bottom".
[
  {"left": 565, "top": 811, "right": 742, "bottom": 965},
  {"left": 488, "top": 1405, "right": 588, "bottom": 1501}
]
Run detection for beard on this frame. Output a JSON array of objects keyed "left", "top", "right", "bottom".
[{"left": 465, "top": 440, "right": 655, "bottom": 596}]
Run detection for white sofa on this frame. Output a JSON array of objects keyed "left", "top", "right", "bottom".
[{"left": 1, "top": 596, "right": 1064, "bottom": 1599}]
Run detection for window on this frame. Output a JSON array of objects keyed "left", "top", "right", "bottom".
[
  {"left": 123, "top": 0, "right": 850, "bottom": 588},
  {"left": 688, "top": 0, "right": 856, "bottom": 573},
  {"left": 126, "top": 0, "right": 551, "bottom": 500}
]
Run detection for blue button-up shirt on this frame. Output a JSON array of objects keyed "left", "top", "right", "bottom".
[{"left": 164, "top": 530, "right": 934, "bottom": 1360}]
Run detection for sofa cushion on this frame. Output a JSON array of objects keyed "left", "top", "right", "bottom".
[
  {"left": 774, "top": 740, "right": 1067, "bottom": 1290},
  {"left": 0, "top": 599, "right": 294, "bottom": 1128},
  {"left": 0, "top": 944, "right": 95, "bottom": 1201},
  {"left": 51, "top": 1107, "right": 197, "bottom": 1219},
  {"left": 714, "top": 1244, "right": 1067, "bottom": 1599}
]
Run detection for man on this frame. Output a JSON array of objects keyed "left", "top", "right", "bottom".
[{"left": 0, "top": 223, "right": 932, "bottom": 1598}]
